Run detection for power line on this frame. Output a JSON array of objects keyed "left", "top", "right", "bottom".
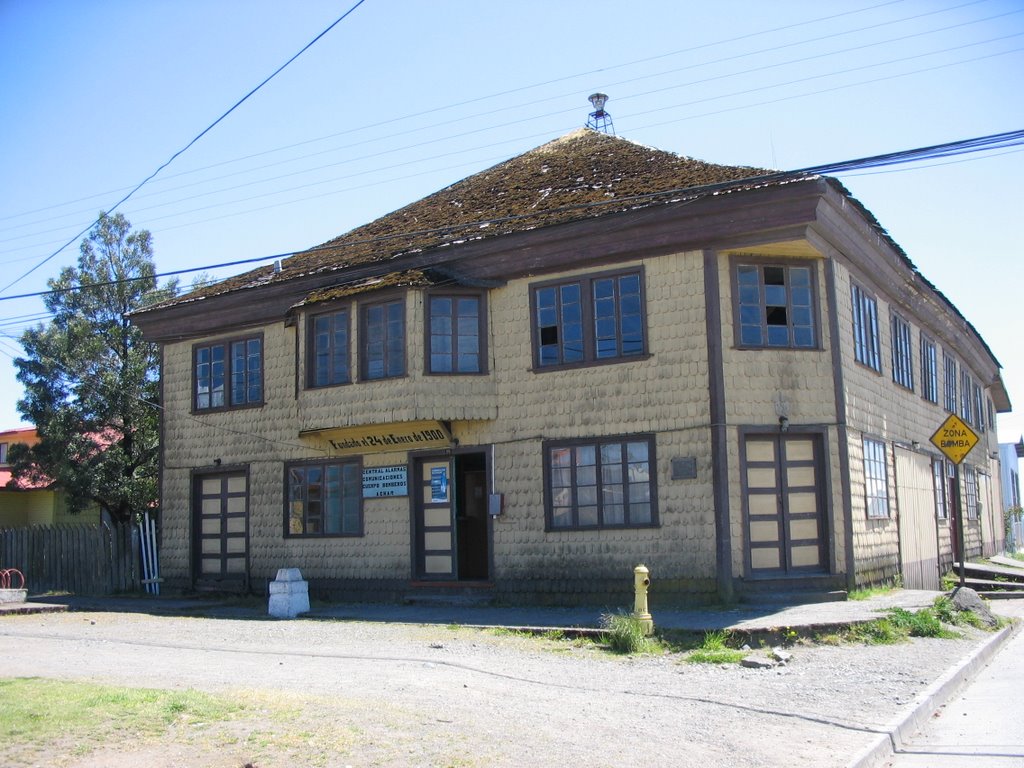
[
  {"left": 4, "top": 32, "right": 1018, "bottom": 262},
  {"left": 0, "top": 127, "right": 1020, "bottom": 307},
  {"left": 0, "top": 0, "right": 914, "bottom": 228},
  {"left": 0, "top": 0, "right": 999, "bottom": 246},
  {"left": 0, "top": 0, "right": 370, "bottom": 297}
]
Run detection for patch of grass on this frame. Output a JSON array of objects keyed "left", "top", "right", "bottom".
[
  {"left": 600, "top": 611, "right": 654, "bottom": 654},
  {"left": 0, "top": 678, "right": 246, "bottom": 757},
  {"left": 684, "top": 630, "right": 746, "bottom": 664},
  {"left": 844, "top": 617, "right": 905, "bottom": 644},
  {"left": 848, "top": 575, "right": 902, "bottom": 601},
  {"left": 886, "top": 607, "right": 959, "bottom": 639}
]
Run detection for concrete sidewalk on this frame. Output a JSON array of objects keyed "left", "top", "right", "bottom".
[{"left": 14, "top": 587, "right": 947, "bottom": 633}]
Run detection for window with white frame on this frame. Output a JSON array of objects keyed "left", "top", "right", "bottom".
[
  {"left": 890, "top": 313, "right": 913, "bottom": 390},
  {"left": 943, "top": 353, "right": 958, "bottom": 413},
  {"left": 920, "top": 334, "right": 938, "bottom": 403},
  {"left": 863, "top": 437, "right": 889, "bottom": 519},
  {"left": 932, "top": 457, "right": 950, "bottom": 520},
  {"left": 960, "top": 369, "right": 974, "bottom": 425},
  {"left": 851, "top": 283, "right": 881, "bottom": 372},
  {"left": 974, "top": 384, "right": 985, "bottom": 433},
  {"left": 963, "top": 465, "right": 979, "bottom": 520}
]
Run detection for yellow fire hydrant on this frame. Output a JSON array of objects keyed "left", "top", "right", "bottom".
[{"left": 633, "top": 564, "right": 654, "bottom": 636}]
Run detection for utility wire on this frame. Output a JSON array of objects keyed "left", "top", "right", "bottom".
[
  {"left": 0, "top": 127, "right": 1020, "bottom": 306},
  {"left": 0, "top": 0, "right": 1000, "bottom": 249},
  {"left": 0, "top": 0, "right": 370, "bottom": 296},
  {"left": 5, "top": 33, "right": 1019, "bottom": 260},
  {"left": 0, "top": 0, "right": 916, "bottom": 227}
]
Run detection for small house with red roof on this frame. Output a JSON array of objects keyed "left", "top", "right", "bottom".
[{"left": 0, "top": 427, "right": 102, "bottom": 528}]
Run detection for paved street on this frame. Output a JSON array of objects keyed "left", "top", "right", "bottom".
[{"left": 886, "top": 600, "right": 1024, "bottom": 768}]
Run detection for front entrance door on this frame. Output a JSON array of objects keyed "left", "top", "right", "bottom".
[
  {"left": 192, "top": 470, "right": 249, "bottom": 592},
  {"left": 743, "top": 434, "right": 828, "bottom": 576},
  {"left": 412, "top": 452, "right": 490, "bottom": 581}
]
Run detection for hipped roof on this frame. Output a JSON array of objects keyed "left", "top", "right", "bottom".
[{"left": 144, "top": 128, "right": 777, "bottom": 309}]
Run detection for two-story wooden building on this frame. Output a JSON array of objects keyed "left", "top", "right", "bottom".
[{"left": 131, "top": 128, "right": 1011, "bottom": 604}]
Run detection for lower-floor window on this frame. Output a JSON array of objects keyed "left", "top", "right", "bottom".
[
  {"left": 863, "top": 437, "right": 889, "bottom": 519},
  {"left": 545, "top": 435, "right": 657, "bottom": 530},
  {"left": 286, "top": 459, "right": 363, "bottom": 536},
  {"left": 963, "top": 465, "right": 979, "bottom": 521},
  {"left": 932, "top": 457, "right": 952, "bottom": 520}
]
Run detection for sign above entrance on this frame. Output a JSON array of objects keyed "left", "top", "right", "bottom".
[
  {"left": 929, "top": 413, "right": 979, "bottom": 465},
  {"left": 300, "top": 420, "right": 451, "bottom": 456}
]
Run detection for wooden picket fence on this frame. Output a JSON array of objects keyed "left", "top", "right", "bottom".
[{"left": 0, "top": 523, "right": 141, "bottom": 595}]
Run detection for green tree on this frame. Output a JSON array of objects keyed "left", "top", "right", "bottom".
[{"left": 11, "top": 212, "right": 174, "bottom": 525}]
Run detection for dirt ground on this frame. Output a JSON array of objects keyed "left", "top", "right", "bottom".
[{"left": 0, "top": 609, "right": 1007, "bottom": 768}]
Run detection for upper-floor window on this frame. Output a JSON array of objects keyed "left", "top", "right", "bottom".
[
  {"left": 309, "top": 309, "right": 350, "bottom": 388},
  {"left": 0, "top": 442, "right": 7, "bottom": 464},
  {"left": 361, "top": 298, "right": 405, "bottom": 380},
  {"left": 194, "top": 335, "right": 263, "bottom": 411},
  {"left": 851, "top": 283, "right": 881, "bottom": 372},
  {"left": 943, "top": 353, "right": 958, "bottom": 413},
  {"left": 863, "top": 437, "right": 889, "bottom": 519},
  {"left": 920, "top": 334, "right": 938, "bottom": 403},
  {"left": 960, "top": 369, "right": 974, "bottom": 425},
  {"left": 286, "top": 459, "right": 363, "bottom": 537},
  {"left": 735, "top": 263, "right": 816, "bottom": 348},
  {"left": 531, "top": 269, "right": 645, "bottom": 369},
  {"left": 427, "top": 294, "right": 486, "bottom": 374},
  {"left": 974, "top": 383, "right": 985, "bottom": 433},
  {"left": 890, "top": 313, "right": 914, "bottom": 390},
  {"left": 545, "top": 434, "right": 657, "bottom": 530}
]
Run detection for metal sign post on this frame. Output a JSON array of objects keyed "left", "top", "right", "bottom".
[{"left": 929, "top": 413, "right": 980, "bottom": 589}]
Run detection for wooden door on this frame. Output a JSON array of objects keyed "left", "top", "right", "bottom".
[
  {"left": 413, "top": 457, "right": 456, "bottom": 580},
  {"left": 744, "top": 434, "right": 827, "bottom": 576},
  {"left": 193, "top": 471, "right": 249, "bottom": 591}
]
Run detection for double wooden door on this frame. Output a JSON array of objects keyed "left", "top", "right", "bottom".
[{"left": 743, "top": 434, "right": 827, "bottom": 576}]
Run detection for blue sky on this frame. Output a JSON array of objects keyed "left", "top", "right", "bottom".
[{"left": 1, "top": 0, "right": 1022, "bottom": 441}]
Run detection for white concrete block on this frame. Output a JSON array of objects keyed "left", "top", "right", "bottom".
[{"left": 268, "top": 568, "right": 310, "bottom": 618}]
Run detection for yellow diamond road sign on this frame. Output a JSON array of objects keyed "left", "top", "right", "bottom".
[{"left": 929, "top": 413, "right": 979, "bottom": 465}]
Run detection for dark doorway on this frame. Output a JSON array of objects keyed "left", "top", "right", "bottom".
[{"left": 454, "top": 452, "right": 489, "bottom": 580}]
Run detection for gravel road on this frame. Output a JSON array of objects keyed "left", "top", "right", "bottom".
[{"left": 0, "top": 608, "right": 1004, "bottom": 768}]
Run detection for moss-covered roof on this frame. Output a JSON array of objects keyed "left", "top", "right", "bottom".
[{"left": 153, "top": 129, "right": 778, "bottom": 309}]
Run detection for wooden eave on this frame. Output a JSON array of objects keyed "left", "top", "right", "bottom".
[
  {"left": 810, "top": 182, "right": 1002, "bottom": 383},
  {"left": 991, "top": 373, "right": 1012, "bottom": 413},
  {"left": 131, "top": 179, "right": 826, "bottom": 343}
]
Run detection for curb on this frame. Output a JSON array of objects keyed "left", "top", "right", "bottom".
[{"left": 845, "top": 619, "right": 1021, "bottom": 768}]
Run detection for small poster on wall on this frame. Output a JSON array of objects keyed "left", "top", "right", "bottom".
[{"left": 430, "top": 466, "right": 449, "bottom": 502}]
